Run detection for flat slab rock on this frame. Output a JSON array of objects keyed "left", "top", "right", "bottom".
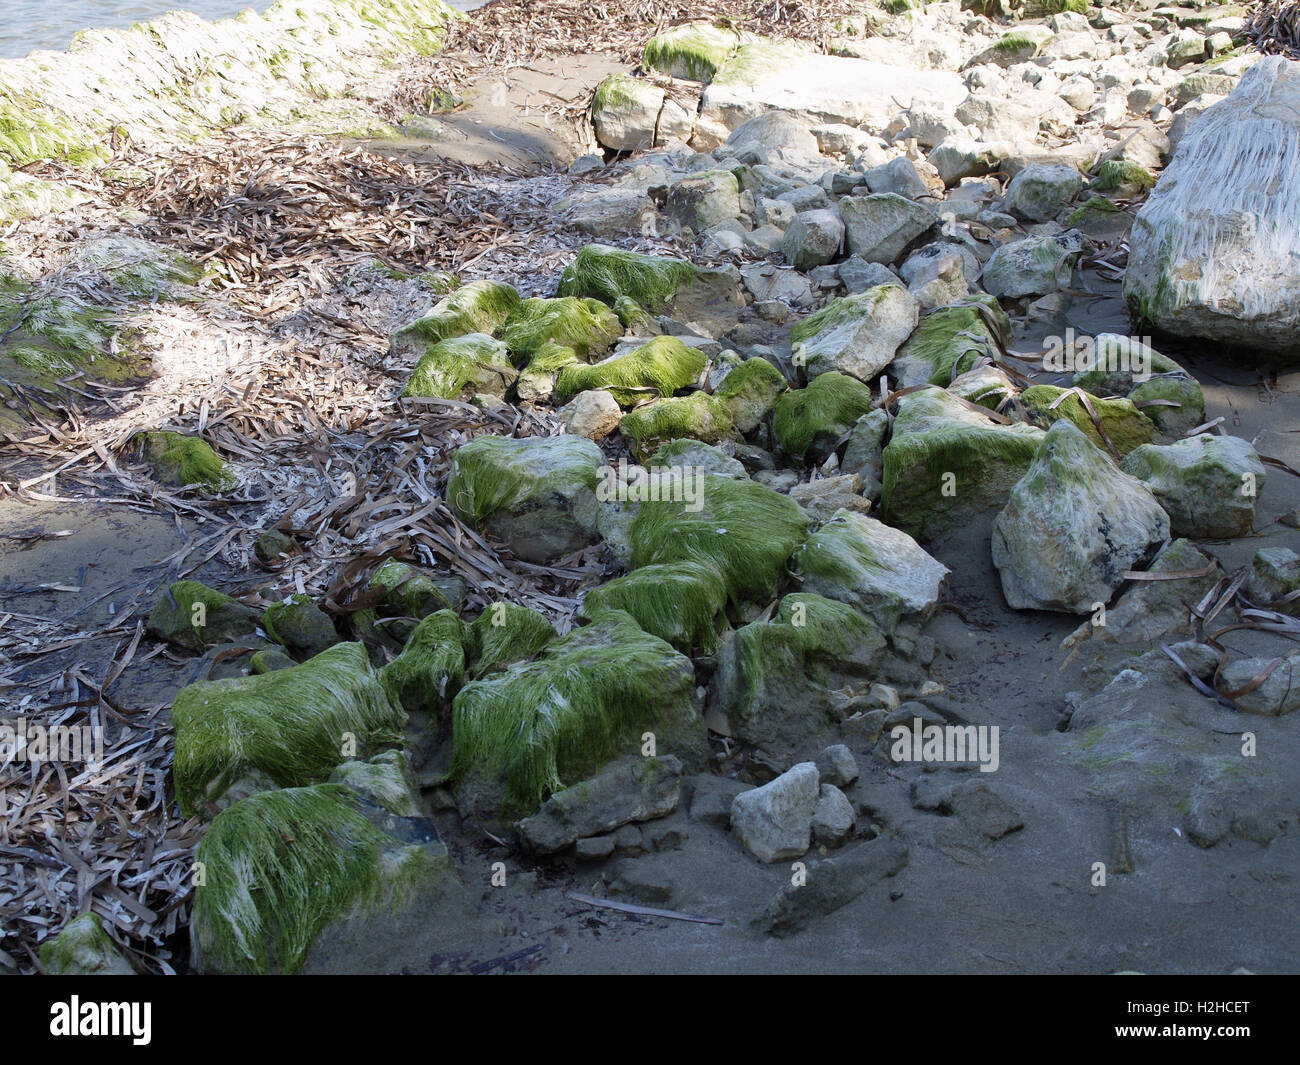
[
  {"left": 515, "top": 755, "right": 684, "bottom": 855},
  {"left": 753, "top": 836, "right": 910, "bottom": 938}
]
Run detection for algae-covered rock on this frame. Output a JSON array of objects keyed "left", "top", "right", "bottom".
[
  {"left": 250, "top": 647, "right": 296, "bottom": 673},
  {"left": 881, "top": 386, "right": 1045, "bottom": 540},
  {"left": 663, "top": 169, "right": 742, "bottom": 233},
  {"left": 447, "top": 434, "right": 602, "bottom": 563},
  {"left": 499, "top": 296, "right": 623, "bottom": 362},
  {"left": 172, "top": 642, "right": 405, "bottom": 817},
  {"left": 450, "top": 611, "right": 706, "bottom": 816},
  {"left": 190, "top": 782, "right": 455, "bottom": 974},
  {"left": 464, "top": 603, "right": 556, "bottom": 678},
  {"left": 368, "top": 558, "right": 460, "bottom": 619},
  {"left": 400, "top": 333, "right": 516, "bottom": 400},
  {"left": 263, "top": 593, "right": 339, "bottom": 661},
  {"left": 888, "top": 295, "right": 1010, "bottom": 388},
  {"left": 146, "top": 579, "right": 262, "bottom": 652},
  {"left": 515, "top": 341, "right": 582, "bottom": 403},
  {"left": 1005, "top": 163, "right": 1084, "bottom": 223},
  {"left": 378, "top": 609, "right": 465, "bottom": 714},
  {"left": 773, "top": 371, "right": 875, "bottom": 459},
  {"left": 713, "top": 356, "right": 786, "bottom": 433},
  {"left": 1064, "top": 648, "right": 1285, "bottom": 847},
  {"left": 329, "top": 749, "right": 422, "bottom": 818},
  {"left": 389, "top": 280, "right": 520, "bottom": 355},
  {"left": 949, "top": 365, "right": 1018, "bottom": 411},
  {"left": 629, "top": 474, "right": 808, "bottom": 604},
  {"left": 578, "top": 561, "right": 729, "bottom": 655},
  {"left": 792, "top": 284, "right": 918, "bottom": 383},
  {"left": 982, "top": 230, "right": 1083, "bottom": 298},
  {"left": 1120, "top": 434, "right": 1265, "bottom": 539},
  {"left": 711, "top": 593, "right": 885, "bottom": 754},
  {"left": 140, "top": 431, "right": 235, "bottom": 491},
  {"left": 1247, "top": 546, "right": 1300, "bottom": 604},
  {"left": 1128, "top": 374, "right": 1206, "bottom": 441},
  {"left": 1019, "top": 385, "right": 1156, "bottom": 458},
  {"left": 618, "top": 393, "right": 735, "bottom": 460},
  {"left": 643, "top": 22, "right": 740, "bottom": 82},
  {"left": 791, "top": 510, "right": 949, "bottom": 635},
  {"left": 557, "top": 244, "right": 743, "bottom": 338},
  {"left": 592, "top": 73, "right": 665, "bottom": 151},
  {"left": 39, "top": 913, "right": 135, "bottom": 976},
  {"left": 1061, "top": 539, "right": 1219, "bottom": 670},
  {"left": 992, "top": 420, "right": 1170, "bottom": 614},
  {"left": 555, "top": 335, "right": 704, "bottom": 407},
  {"left": 75, "top": 235, "right": 201, "bottom": 299}
]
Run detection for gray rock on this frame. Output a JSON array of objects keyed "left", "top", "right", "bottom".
[
  {"left": 688, "top": 774, "right": 752, "bottom": 828},
  {"left": 1215, "top": 654, "right": 1300, "bottom": 716},
  {"left": 788, "top": 473, "right": 872, "bottom": 525},
  {"left": 751, "top": 836, "right": 909, "bottom": 937},
  {"left": 664, "top": 169, "right": 742, "bottom": 233},
  {"left": 811, "top": 783, "right": 855, "bottom": 846},
  {"left": 839, "top": 193, "right": 934, "bottom": 264},
  {"left": 864, "top": 157, "right": 929, "bottom": 200},
  {"left": 815, "top": 743, "right": 860, "bottom": 788},
  {"left": 573, "top": 835, "right": 616, "bottom": 861},
  {"left": 606, "top": 856, "right": 674, "bottom": 904},
  {"left": 730, "top": 762, "right": 820, "bottom": 862},
  {"left": 841, "top": 408, "right": 889, "bottom": 499},
  {"left": 839, "top": 255, "right": 900, "bottom": 295},
  {"left": 515, "top": 756, "right": 684, "bottom": 855},
  {"left": 560, "top": 389, "right": 622, "bottom": 440},
  {"left": 781, "top": 208, "right": 845, "bottom": 269},
  {"left": 982, "top": 230, "right": 1083, "bottom": 298},
  {"left": 992, "top": 420, "right": 1170, "bottom": 614},
  {"left": 1005, "top": 163, "right": 1084, "bottom": 222},
  {"left": 948, "top": 781, "right": 1024, "bottom": 841},
  {"left": 1120, "top": 434, "right": 1266, "bottom": 539}
]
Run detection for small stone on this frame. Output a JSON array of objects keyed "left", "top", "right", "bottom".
[
  {"left": 560, "top": 389, "right": 622, "bottom": 440},
  {"left": 606, "top": 857, "right": 674, "bottom": 904},
  {"left": 948, "top": 780, "right": 1024, "bottom": 840},
  {"left": 812, "top": 783, "right": 855, "bottom": 847},
  {"left": 815, "top": 744, "right": 860, "bottom": 788},
  {"left": 730, "top": 762, "right": 820, "bottom": 862}
]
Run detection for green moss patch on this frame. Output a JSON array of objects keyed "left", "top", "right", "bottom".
[
  {"left": 1019, "top": 384, "right": 1156, "bottom": 458},
  {"left": 401, "top": 332, "right": 516, "bottom": 399},
  {"left": 499, "top": 296, "right": 623, "bottom": 362},
  {"left": 389, "top": 280, "right": 520, "bottom": 354},
  {"left": 642, "top": 22, "right": 740, "bottom": 82},
  {"left": 139, "top": 431, "right": 234, "bottom": 491}
]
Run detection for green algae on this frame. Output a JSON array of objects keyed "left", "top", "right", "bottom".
[
  {"left": 772, "top": 371, "right": 875, "bottom": 458},
  {"left": 577, "top": 560, "right": 729, "bottom": 655},
  {"left": 191, "top": 782, "right": 451, "bottom": 974},
  {"left": 499, "top": 296, "right": 623, "bottom": 362},
  {"left": 629, "top": 473, "right": 808, "bottom": 604},
  {"left": 139, "top": 431, "right": 235, "bottom": 491},
  {"left": 401, "top": 332, "right": 516, "bottom": 399},
  {"left": 450, "top": 611, "right": 703, "bottom": 815},
  {"left": 642, "top": 22, "right": 739, "bottom": 82},
  {"left": 172, "top": 641, "right": 405, "bottom": 817},
  {"left": 557, "top": 244, "right": 700, "bottom": 313},
  {"left": 389, "top": 280, "right": 520, "bottom": 354},
  {"left": 555, "top": 335, "right": 705, "bottom": 407},
  {"left": 713, "top": 356, "right": 787, "bottom": 433},
  {"left": 618, "top": 392, "right": 735, "bottom": 460},
  {"left": 378, "top": 609, "right": 465, "bottom": 713},
  {"left": 1019, "top": 384, "right": 1156, "bottom": 457}
]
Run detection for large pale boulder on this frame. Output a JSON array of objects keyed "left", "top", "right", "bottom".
[
  {"left": 1125, "top": 56, "right": 1300, "bottom": 364},
  {"left": 698, "top": 42, "right": 966, "bottom": 144}
]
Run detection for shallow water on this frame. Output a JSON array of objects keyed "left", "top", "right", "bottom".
[{"left": 0, "top": 0, "right": 488, "bottom": 60}]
